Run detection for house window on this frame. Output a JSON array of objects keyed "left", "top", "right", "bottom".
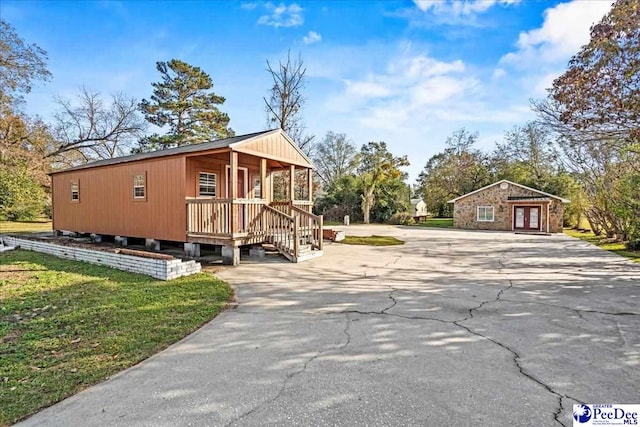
[
  {"left": 254, "top": 178, "right": 261, "bottom": 199},
  {"left": 477, "top": 206, "right": 494, "bottom": 222},
  {"left": 133, "top": 174, "right": 146, "bottom": 199},
  {"left": 199, "top": 172, "right": 216, "bottom": 197},
  {"left": 70, "top": 182, "right": 79, "bottom": 202}
]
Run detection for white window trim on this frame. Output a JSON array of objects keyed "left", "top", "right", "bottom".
[
  {"left": 133, "top": 174, "right": 146, "bottom": 200},
  {"left": 477, "top": 206, "right": 495, "bottom": 222},
  {"left": 70, "top": 182, "right": 79, "bottom": 202},
  {"left": 198, "top": 172, "right": 217, "bottom": 197}
]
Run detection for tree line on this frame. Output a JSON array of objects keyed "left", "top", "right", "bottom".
[
  {"left": 415, "top": 0, "right": 638, "bottom": 248},
  {"left": 0, "top": 21, "right": 308, "bottom": 221},
  {"left": 1, "top": 0, "right": 638, "bottom": 248}
]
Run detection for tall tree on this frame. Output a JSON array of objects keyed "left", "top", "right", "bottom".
[
  {"left": 312, "top": 131, "right": 359, "bottom": 189},
  {"left": 535, "top": 0, "right": 640, "bottom": 241},
  {"left": 138, "top": 59, "right": 233, "bottom": 151},
  {"left": 0, "top": 20, "right": 51, "bottom": 219},
  {"left": 548, "top": 0, "right": 639, "bottom": 142},
  {"left": 48, "top": 88, "right": 146, "bottom": 165},
  {"left": 0, "top": 19, "right": 51, "bottom": 104},
  {"left": 264, "top": 50, "right": 314, "bottom": 153},
  {"left": 358, "top": 141, "right": 409, "bottom": 224},
  {"left": 416, "top": 129, "right": 492, "bottom": 216},
  {"left": 491, "top": 122, "right": 563, "bottom": 193}
]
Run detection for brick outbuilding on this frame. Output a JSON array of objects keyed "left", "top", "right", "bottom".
[{"left": 448, "top": 180, "right": 569, "bottom": 233}]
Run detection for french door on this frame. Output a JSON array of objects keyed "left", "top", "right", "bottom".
[{"left": 514, "top": 206, "right": 540, "bottom": 231}]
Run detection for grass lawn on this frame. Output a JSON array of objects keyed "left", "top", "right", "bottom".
[
  {"left": 411, "top": 218, "right": 453, "bottom": 228},
  {"left": 564, "top": 228, "right": 640, "bottom": 263},
  {"left": 0, "top": 221, "right": 52, "bottom": 234},
  {"left": 0, "top": 250, "right": 233, "bottom": 426},
  {"left": 339, "top": 235, "right": 405, "bottom": 246}
]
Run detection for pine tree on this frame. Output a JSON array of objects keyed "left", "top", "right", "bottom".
[{"left": 137, "top": 59, "right": 233, "bottom": 151}]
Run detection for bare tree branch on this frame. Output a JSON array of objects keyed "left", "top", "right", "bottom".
[{"left": 47, "top": 87, "right": 147, "bottom": 163}]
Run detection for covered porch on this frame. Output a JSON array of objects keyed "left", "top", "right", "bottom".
[{"left": 183, "top": 130, "right": 323, "bottom": 264}]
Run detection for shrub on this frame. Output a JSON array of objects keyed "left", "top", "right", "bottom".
[
  {"left": 626, "top": 240, "right": 640, "bottom": 251},
  {"left": 0, "top": 167, "right": 46, "bottom": 221},
  {"left": 388, "top": 212, "right": 415, "bottom": 225}
]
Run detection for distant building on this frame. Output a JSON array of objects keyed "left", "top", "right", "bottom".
[
  {"left": 410, "top": 198, "right": 428, "bottom": 218},
  {"left": 447, "top": 180, "right": 569, "bottom": 233}
]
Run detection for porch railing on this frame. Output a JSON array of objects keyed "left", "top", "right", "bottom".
[
  {"left": 186, "top": 198, "right": 267, "bottom": 236},
  {"left": 270, "top": 200, "right": 314, "bottom": 214},
  {"left": 263, "top": 205, "right": 297, "bottom": 260},
  {"left": 186, "top": 198, "right": 323, "bottom": 255},
  {"left": 291, "top": 205, "right": 323, "bottom": 250}
]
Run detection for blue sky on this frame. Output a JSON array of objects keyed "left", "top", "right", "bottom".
[{"left": 2, "top": 0, "right": 612, "bottom": 181}]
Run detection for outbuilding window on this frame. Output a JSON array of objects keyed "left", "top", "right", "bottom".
[
  {"left": 133, "top": 174, "right": 146, "bottom": 199},
  {"left": 477, "top": 206, "right": 494, "bottom": 222},
  {"left": 199, "top": 172, "right": 216, "bottom": 197},
  {"left": 70, "top": 182, "right": 79, "bottom": 202}
]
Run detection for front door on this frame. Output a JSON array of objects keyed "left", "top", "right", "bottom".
[
  {"left": 226, "top": 168, "right": 247, "bottom": 198},
  {"left": 514, "top": 206, "right": 540, "bottom": 231}
]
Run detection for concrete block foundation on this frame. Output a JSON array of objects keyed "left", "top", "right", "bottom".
[
  {"left": 145, "top": 238, "right": 160, "bottom": 251},
  {"left": 249, "top": 246, "right": 265, "bottom": 258},
  {"left": 184, "top": 243, "right": 201, "bottom": 257},
  {"left": 1, "top": 236, "right": 201, "bottom": 280},
  {"left": 222, "top": 245, "right": 240, "bottom": 265},
  {"left": 115, "top": 236, "right": 128, "bottom": 247}
]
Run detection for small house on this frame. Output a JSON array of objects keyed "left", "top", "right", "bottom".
[
  {"left": 410, "top": 198, "right": 428, "bottom": 219},
  {"left": 447, "top": 180, "right": 569, "bottom": 233},
  {"left": 50, "top": 129, "right": 323, "bottom": 265}
]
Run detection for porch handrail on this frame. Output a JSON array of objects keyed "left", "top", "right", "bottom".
[
  {"left": 263, "top": 205, "right": 297, "bottom": 260},
  {"left": 290, "top": 205, "right": 324, "bottom": 251},
  {"left": 264, "top": 204, "right": 294, "bottom": 220}
]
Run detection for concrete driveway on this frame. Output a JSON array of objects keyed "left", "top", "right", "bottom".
[{"left": 19, "top": 226, "right": 640, "bottom": 427}]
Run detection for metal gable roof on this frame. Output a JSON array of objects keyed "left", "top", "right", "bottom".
[
  {"left": 49, "top": 130, "right": 277, "bottom": 175},
  {"left": 447, "top": 179, "right": 570, "bottom": 203}
]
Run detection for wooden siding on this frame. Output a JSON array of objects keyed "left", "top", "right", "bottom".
[
  {"left": 186, "top": 152, "right": 263, "bottom": 199},
  {"left": 52, "top": 156, "right": 187, "bottom": 241},
  {"left": 234, "top": 132, "right": 311, "bottom": 168}
]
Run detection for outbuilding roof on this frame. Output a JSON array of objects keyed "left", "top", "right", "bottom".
[
  {"left": 447, "top": 179, "right": 570, "bottom": 203},
  {"left": 50, "top": 129, "right": 313, "bottom": 174}
]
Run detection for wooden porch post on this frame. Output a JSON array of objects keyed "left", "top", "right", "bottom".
[
  {"left": 230, "top": 151, "right": 238, "bottom": 233},
  {"left": 260, "top": 158, "right": 267, "bottom": 202},
  {"left": 307, "top": 169, "right": 313, "bottom": 212},
  {"left": 289, "top": 164, "right": 295, "bottom": 212}
]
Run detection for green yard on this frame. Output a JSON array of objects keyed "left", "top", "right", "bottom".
[
  {"left": 0, "top": 221, "right": 52, "bottom": 234},
  {"left": 564, "top": 229, "right": 640, "bottom": 263},
  {"left": 0, "top": 250, "right": 233, "bottom": 425},
  {"left": 411, "top": 218, "right": 453, "bottom": 228},
  {"left": 339, "top": 235, "right": 405, "bottom": 246}
]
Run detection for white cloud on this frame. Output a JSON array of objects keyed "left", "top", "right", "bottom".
[
  {"left": 414, "top": 0, "right": 520, "bottom": 16},
  {"left": 257, "top": 3, "right": 303, "bottom": 28},
  {"left": 303, "top": 31, "right": 322, "bottom": 45},
  {"left": 492, "top": 68, "right": 506, "bottom": 79},
  {"left": 330, "top": 53, "right": 480, "bottom": 130},
  {"left": 240, "top": 2, "right": 258, "bottom": 10},
  {"left": 500, "top": 0, "right": 611, "bottom": 66},
  {"left": 346, "top": 81, "right": 391, "bottom": 98}
]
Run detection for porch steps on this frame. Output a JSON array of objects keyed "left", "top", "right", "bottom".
[{"left": 268, "top": 239, "right": 323, "bottom": 263}]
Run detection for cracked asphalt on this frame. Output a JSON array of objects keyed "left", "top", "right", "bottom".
[{"left": 18, "top": 226, "right": 640, "bottom": 427}]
